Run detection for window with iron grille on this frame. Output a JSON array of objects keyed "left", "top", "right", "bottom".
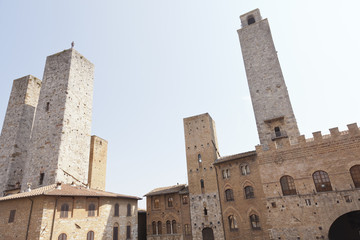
[
  {"left": 225, "top": 189, "right": 234, "bottom": 201},
  {"left": 245, "top": 186, "right": 255, "bottom": 199}
]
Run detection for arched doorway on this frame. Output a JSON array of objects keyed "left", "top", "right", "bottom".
[
  {"left": 329, "top": 210, "right": 360, "bottom": 240},
  {"left": 202, "top": 227, "right": 214, "bottom": 240}
]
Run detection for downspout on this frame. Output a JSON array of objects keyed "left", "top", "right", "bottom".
[
  {"left": 25, "top": 198, "right": 34, "bottom": 240},
  {"left": 49, "top": 197, "right": 59, "bottom": 240}
]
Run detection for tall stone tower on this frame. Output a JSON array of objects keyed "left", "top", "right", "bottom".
[
  {"left": 0, "top": 76, "right": 41, "bottom": 195},
  {"left": 237, "top": 9, "right": 300, "bottom": 146},
  {"left": 184, "top": 113, "right": 225, "bottom": 240},
  {"left": 88, "top": 135, "right": 108, "bottom": 191},
  {"left": 21, "top": 48, "right": 94, "bottom": 191}
]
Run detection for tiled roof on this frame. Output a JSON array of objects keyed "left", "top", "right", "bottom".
[
  {"left": 214, "top": 150, "right": 256, "bottom": 164},
  {"left": 145, "top": 184, "right": 187, "bottom": 196},
  {"left": 0, "top": 183, "right": 141, "bottom": 201}
]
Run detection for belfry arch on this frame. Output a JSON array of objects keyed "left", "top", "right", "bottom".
[{"left": 328, "top": 210, "right": 360, "bottom": 240}]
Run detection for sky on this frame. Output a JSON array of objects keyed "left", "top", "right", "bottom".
[{"left": 1, "top": 1, "right": 360, "bottom": 209}]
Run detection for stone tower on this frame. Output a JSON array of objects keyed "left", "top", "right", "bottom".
[
  {"left": 88, "top": 135, "right": 108, "bottom": 191},
  {"left": 21, "top": 48, "right": 94, "bottom": 191},
  {"left": 0, "top": 76, "right": 41, "bottom": 195},
  {"left": 237, "top": 9, "right": 300, "bottom": 146},
  {"left": 183, "top": 113, "right": 225, "bottom": 240}
]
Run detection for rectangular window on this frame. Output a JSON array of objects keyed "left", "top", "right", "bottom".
[
  {"left": 126, "top": 226, "right": 131, "bottom": 239},
  {"left": 113, "top": 226, "right": 119, "bottom": 240},
  {"left": 305, "top": 199, "right": 311, "bottom": 206},
  {"left": 8, "top": 210, "right": 16, "bottom": 223},
  {"left": 182, "top": 195, "right": 189, "bottom": 205},
  {"left": 39, "top": 173, "right": 45, "bottom": 185}
]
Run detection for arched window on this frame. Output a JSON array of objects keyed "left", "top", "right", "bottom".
[
  {"left": 152, "top": 221, "right": 157, "bottom": 235},
  {"left": 88, "top": 203, "right": 96, "bottom": 217},
  {"left": 166, "top": 220, "right": 171, "bottom": 234},
  {"left": 168, "top": 197, "right": 173, "bottom": 207},
  {"left": 225, "top": 189, "right": 234, "bottom": 201},
  {"left": 158, "top": 221, "right": 162, "bottom": 234},
  {"left": 60, "top": 203, "right": 69, "bottom": 218},
  {"left": 245, "top": 186, "right": 254, "bottom": 199},
  {"left": 313, "top": 170, "right": 332, "bottom": 192},
  {"left": 184, "top": 224, "right": 191, "bottom": 235},
  {"left": 172, "top": 220, "right": 177, "bottom": 234},
  {"left": 280, "top": 175, "right": 297, "bottom": 196},
  {"left": 247, "top": 16, "right": 255, "bottom": 25},
  {"left": 58, "top": 233, "right": 67, "bottom": 240},
  {"left": 154, "top": 199, "right": 160, "bottom": 209},
  {"left": 114, "top": 203, "right": 119, "bottom": 217},
  {"left": 113, "top": 223, "right": 119, "bottom": 240},
  {"left": 127, "top": 203, "right": 131, "bottom": 216},
  {"left": 350, "top": 165, "right": 360, "bottom": 188},
  {"left": 87, "top": 231, "right": 94, "bottom": 240},
  {"left": 250, "top": 214, "right": 261, "bottom": 229},
  {"left": 126, "top": 224, "right": 131, "bottom": 239},
  {"left": 241, "top": 165, "right": 250, "bottom": 175},
  {"left": 228, "top": 215, "right": 238, "bottom": 231}
]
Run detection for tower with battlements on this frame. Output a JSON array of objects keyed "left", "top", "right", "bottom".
[{"left": 237, "top": 9, "right": 300, "bottom": 146}]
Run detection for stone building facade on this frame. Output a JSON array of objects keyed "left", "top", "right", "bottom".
[
  {"left": 147, "top": 9, "right": 360, "bottom": 240},
  {"left": 145, "top": 184, "right": 192, "bottom": 240},
  {"left": 0, "top": 183, "right": 140, "bottom": 240}
]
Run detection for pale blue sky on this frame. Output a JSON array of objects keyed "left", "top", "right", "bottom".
[{"left": 1, "top": 1, "right": 360, "bottom": 208}]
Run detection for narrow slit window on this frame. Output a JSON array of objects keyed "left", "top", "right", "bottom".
[
  {"left": 46, "top": 102, "right": 50, "bottom": 112},
  {"left": 8, "top": 210, "right": 16, "bottom": 223},
  {"left": 39, "top": 173, "right": 45, "bottom": 185}
]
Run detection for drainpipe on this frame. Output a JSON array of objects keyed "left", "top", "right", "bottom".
[
  {"left": 25, "top": 198, "right": 34, "bottom": 240},
  {"left": 49, "top": 197, "right": 59, "bottom": 240}
]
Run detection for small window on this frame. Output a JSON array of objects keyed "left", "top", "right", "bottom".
[
  {"left": 222, "top": 169, "right": 230, "bottom": 179},
  {"left": 152, "top": 221, "right": 157, "bottom": 235},
  {"left": 225, "top": 189, "right": 234, "bottom": 201},
  {"left": 245, "top": 186, "right": 255, "bottom": 199},
  {"left": 247, "top": 16, "right": 255, "bottom": 25},
  {"left": 127, "top": 203, "right": 132, "bottom": 216},
  {"left": 8, "top": 210, "right": 16, "bottom": 223},
  {"left": 172, "top": 220, "right": 177, "bottom": 234},
  {"left": 228, "top": 215, "right": 238, "bottom": 231},
  {"left": 198, "top": 154, "right": 202, "bottom": 163},
  {"left": 313, "top": 170, "right": 332, "bottom": 192},
  {"left": 182, "top": 195, "right": 189, "bottom": 205},
  {"left": 87, "top": 231, "right": 94, "bottom": 240},
  {"left": 200, "top": 179, "right": 204, "bottom": 188},
  {"left": 250, "top": 214, "right": 261, "bottom": 230},
  {"left": 60, "top": 204, "right": 69, "bottom": 218},
  {"left": 88, "top": 203, "right": 96, "bottom": 217},
  {"left": 126, "top": 225, "right": 131, "bottom": 239},
  {"left": 158, "top": 221, "right": 162, "bottom": 234},
  {"left": 305, "top": 199, "right": 311, "bottom": 206},
  {"left": 113, "top": 224, "right": 119, "bottom": 240},
  {"left": 58, "top": 233, "right": 67, "bottom": 240},
  {"left": 274, "top": 127, "right": 281, "bottom": 137},
  {"left": 46, "top": 102, "right": 50, "bottom": 112},
  {"left": 114, "top": 203, "right": 119, "bottom": 217},
  {"left": 280, "top": 175, "right": 297, "bottom": 196},
  {"left": 241, "top": 165, "right": 250, "bottom": 175},
  {"left": 166, "top": 220, "right": 172, "bottom": 234},
  {"left": 184, "top": 224, "right": 191, "bottom": 235},
  {"left": 350, "top": 165, "right": 360, "bottom": 188},
  {"left": 154, "top": 199, "right": 160, "bottom": 209},
  {"left": 168, "top": 197, "right": 173, "bottom": 208},
  {"left": 204, "top": 207, "right": 208, "bottom": 216},
  {"left": 39, "top": 173, "right": 45, "bottom": 185}
]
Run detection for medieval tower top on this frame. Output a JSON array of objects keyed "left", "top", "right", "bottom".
[{"left": 237, "top": 9, "right": 300, "bottom": 146}]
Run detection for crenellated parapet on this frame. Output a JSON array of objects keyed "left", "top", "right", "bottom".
[{"left": 256, "top": 123, "right": 360, "bottom": 153}]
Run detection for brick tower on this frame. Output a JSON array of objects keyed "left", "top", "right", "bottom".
[
  {"left": 237, "top": 9, "right": 300, "bottom": 146},
  {"left": 21, "top": 48, "right": 94, "bottom": 191},
  {"left": 0, "top": 76, "right": 41, "bottom": 195},
  {"left": 183, "top": 113, "right": 225, "bottom": 239}
]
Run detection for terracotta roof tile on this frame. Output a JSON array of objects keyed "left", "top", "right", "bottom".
[
  {"left": 214, "top": 150, "right": 256, "bottom": 164},
  {"left": 145, "top": 184, "right": 187, "bottom": 196}
]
